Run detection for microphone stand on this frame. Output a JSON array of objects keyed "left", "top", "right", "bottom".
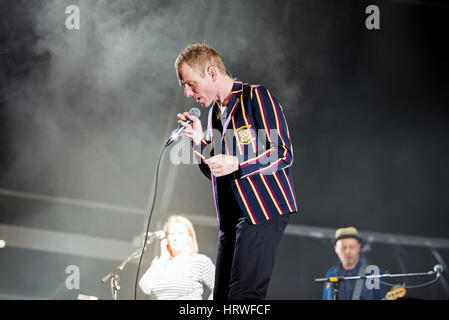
[
  {"left": 101, "top": 238, "right": 155, "bottom": 300},
  {"left": 315, "top": 268, "right": 440, "bottom": 300}
]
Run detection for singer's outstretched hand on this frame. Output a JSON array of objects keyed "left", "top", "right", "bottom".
[
  {"left": 177, "top": 112, "right": 203, "bottom": 146},
  {"left": 205, "top": 154, "right": 240, "bottom": 177}
]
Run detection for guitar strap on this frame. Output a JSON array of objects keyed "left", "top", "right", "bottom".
[{"left": 351, "top": 260, "right": 367, "bottom": 300}]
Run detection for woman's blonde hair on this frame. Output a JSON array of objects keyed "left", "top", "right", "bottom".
[
  {"left": 163, "top": 215, "right": 199, "bottom": 256},
  {"left": 174, "top": 43, "right": 226, "bottom": 76}
]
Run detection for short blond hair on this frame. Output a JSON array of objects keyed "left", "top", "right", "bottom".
[
  {"left": 174, "top": 43, "right": 226, "bottom": 76},
  {"left": 163, "top": 215, "right": 199, "bottom": 256}
]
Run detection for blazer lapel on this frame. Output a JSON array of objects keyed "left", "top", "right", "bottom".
[{"left": 221, "top": 80, "right": 243, "bottom": 139}]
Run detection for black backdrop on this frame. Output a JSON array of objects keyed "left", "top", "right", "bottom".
[{"left": 1, "top": 0, "right": 448, "bottom": 300}]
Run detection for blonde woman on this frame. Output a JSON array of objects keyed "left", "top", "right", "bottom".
[{"left": 139, "top": 215, "right": 215, "bottom": 300}]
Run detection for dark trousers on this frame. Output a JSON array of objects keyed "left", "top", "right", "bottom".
[{"left": 213, "top": 213, "right": 289, "bottom": 300}]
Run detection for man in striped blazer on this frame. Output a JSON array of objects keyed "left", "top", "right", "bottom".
[{"left": 176, "top": 44, "right": 298, "bottom": 300}]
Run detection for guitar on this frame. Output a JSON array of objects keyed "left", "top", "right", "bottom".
[{"left": 383, "top": 286, "right": 406, "bottom": 300}]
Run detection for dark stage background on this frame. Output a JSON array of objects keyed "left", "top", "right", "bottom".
[{"left": 1, "top": 0, "right": 448, "bottom": 300}]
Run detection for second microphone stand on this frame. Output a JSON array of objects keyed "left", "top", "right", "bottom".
[
  {"left": 315, "top": 267, "right": 440, "bottom": 300},
  {"left": 101, "top": 236, "right": 156, "bottom": 300}
]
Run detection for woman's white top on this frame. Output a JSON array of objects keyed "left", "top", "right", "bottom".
[{"left": 139, "top": 253, "right": 215, "bottom": 300}]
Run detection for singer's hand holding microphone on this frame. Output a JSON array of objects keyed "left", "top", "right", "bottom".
[
  {"left": 165, "top": 107, "right": 202, "bottom": 147},
  {"left": 146, "top": 230, "right": 170, "bottom": 260},
  {"left": 168, "top": 107, "right": 240, "bottom": 177},
  {"left": 176, "top": 108, "right": 203, "bottom": 146}
]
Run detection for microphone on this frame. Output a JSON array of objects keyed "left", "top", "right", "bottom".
[
  {"left": 165, "top": 107, "right": 201, "bottom": 147},
  {"left": 145, "top": 230, "right": 166, "bottom": 241},
  {"left": 132, "top": 230, "right": 166, "bottom": 248},
  {"left": 434, "top": 264, "right": 443, "bottom": 277}
]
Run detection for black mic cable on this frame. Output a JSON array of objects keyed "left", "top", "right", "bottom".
[
  {"left": 133, "top": 144, "right": 168, "bottom": 300},
  {"left": 133, "top": 107, "right": 201, "bottom": 300}
]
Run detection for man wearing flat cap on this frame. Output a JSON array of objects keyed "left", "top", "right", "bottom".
[{"left": 322, "top": 227, "right": 388, "bottom": 300}]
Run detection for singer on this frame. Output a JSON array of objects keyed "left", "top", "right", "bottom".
[
  {"left": 139, "top": 215, "right": 215, "bottom": 300},
  {"left": 175, "top": 44, "right": 298, "bottom": 300}
]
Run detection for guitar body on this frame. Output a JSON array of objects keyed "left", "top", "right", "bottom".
[{"left": 383, "top": 286, "right": 406, "bottom": 300}]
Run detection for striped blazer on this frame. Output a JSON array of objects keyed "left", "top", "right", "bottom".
[{"left": 193, "top": 80, "right": 298, "bottom": 226}]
